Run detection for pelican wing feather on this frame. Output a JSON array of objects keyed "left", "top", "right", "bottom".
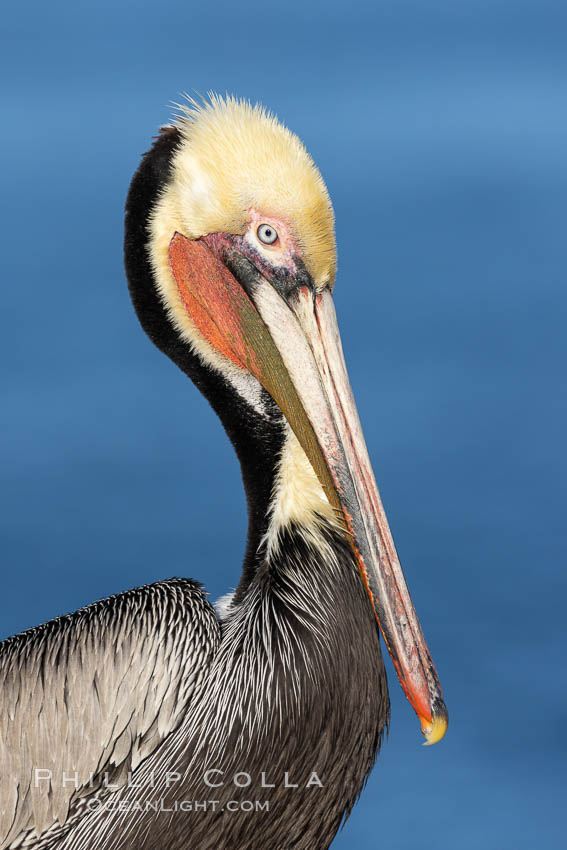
[{"left": 0, "top": 578, "right": 220, "bottom": 848}]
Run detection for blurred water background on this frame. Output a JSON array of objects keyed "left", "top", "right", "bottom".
[{"left": 1, "top": 1, "right": 565, "bottom": 847}]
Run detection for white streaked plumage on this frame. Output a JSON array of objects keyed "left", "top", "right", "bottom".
[{"left": 0, "top": 581, "right": 219, "bottom": 848}]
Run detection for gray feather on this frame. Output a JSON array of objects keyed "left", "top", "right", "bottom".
[{"left": 0, "top": 578, "right": 220, "bottom": 849}]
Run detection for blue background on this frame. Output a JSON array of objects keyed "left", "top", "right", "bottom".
[{"left": 1, "top": 1, "right": 565, "bottom": 847}]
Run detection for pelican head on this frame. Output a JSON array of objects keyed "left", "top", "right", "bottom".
[{"left": 125, "top": 95, "right": 447, "bottom": 744}]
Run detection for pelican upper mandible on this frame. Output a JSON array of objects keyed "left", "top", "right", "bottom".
[{"left": 0, "top": 95, "right": 447, "bottom": 850}]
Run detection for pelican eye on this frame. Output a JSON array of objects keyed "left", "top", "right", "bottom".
[{"left": 257, "top": 224, "right": 278, "bottom": 245}]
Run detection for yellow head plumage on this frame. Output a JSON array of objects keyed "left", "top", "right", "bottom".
[{"left": 153, "top": 95, "right": 337, "bottom": 289}]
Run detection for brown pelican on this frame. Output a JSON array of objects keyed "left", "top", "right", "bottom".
[{"left": 0, "top": 96, "right": 447, "bottom": 850}]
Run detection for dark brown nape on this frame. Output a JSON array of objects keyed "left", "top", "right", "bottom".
[{"left": 124, "top": 127, "right": 286, "bottom": 591}]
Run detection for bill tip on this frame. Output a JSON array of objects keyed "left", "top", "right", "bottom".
[{"left": 420, "top": 707, "right": 448, "bottom": 746}]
